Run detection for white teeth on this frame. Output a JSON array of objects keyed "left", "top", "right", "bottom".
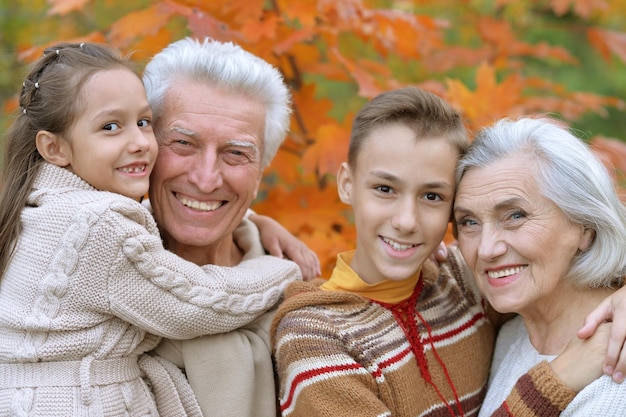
[
  {"left": 178, "top": 196, "right": 222, "bottom": 212},
  {"left": 119, "top": 166, "right": 145, "bottom": 173},
  {"left": 382, "top": 237, "right": 416, "bottom": 251},
  {"left": 487, "top": 266, "right": 525, "bottom": 279}
]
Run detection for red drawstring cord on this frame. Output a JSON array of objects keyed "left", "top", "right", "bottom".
[{"left": 374, "top": 278, "right": 466, "bottom": 417}]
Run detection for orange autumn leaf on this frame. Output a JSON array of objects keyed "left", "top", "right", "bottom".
[
  {"left": 240, "top": 11, "right": 281, "bottom": 43},
  {"left": 47, "top": 0, "right": 90, "bottom": 15},
  {"left": 291, "top": 83, "right": 335, "bottom": 144},
  {"left": 330, "top": 48, "right": 383, "bottom": 98},
  {"left": 590, "top": 136, "right": 626, "bottom": 175},
  {"left": 301, "top": 116, "right": 352, "bottom": 178},
  {"left": 278, "top": 0, "right": 318, "bottom": 28},
  {"left": 445, "top": 62, "right": 525, "bottom": 129},
  {"left": 225, "top": 0, "right": 264, "bottom": 24},
  {"left": 109, "top": 5, "right": 174, "bottom": 48},
  {"left": 551, "top": 0, "right": 609, "bottom": 18},
  {"left": 588, "top": 27, "right": 626, "bottom": 63}
]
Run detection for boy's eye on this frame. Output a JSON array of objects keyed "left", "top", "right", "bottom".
[
  {"left": 425, "top": 192, "right": 442, "bottom": 201},
  {"left": 138, "top": 118, "right": 151, "bottom": 128},
  {"left": 103, "top": 122, "right": 120, "bottom": 131}
]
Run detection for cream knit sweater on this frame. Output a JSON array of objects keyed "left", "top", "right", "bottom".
[{"left": 0, "top": 163, "right": 301, "bottom": 416}]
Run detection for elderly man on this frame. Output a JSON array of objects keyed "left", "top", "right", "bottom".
[{"left": 142, "top": 38, "right": 319, "bottom": 416}]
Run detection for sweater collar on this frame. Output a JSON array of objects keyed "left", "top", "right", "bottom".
[{"left": 321, "top": 250, "right": 421, "bottom": 304}]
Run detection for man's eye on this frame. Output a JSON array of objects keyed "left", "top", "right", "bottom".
[{"left": 103, "top": 122, "right": 120, "bottom": 131}]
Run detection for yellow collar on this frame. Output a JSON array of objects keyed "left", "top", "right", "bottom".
[{"left": 321, "top": 250, "right": 420, "bottom": 304}]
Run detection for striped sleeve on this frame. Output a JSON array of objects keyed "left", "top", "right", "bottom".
[
  {"left": 273, "top": 307, "right": 391, "bottom": 417},
  {"left": 490, "top": 361, "right": 576, "bottom": 417}
]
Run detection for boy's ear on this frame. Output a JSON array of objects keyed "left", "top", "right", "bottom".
[
  {"left": 337, "top": 162, "right": 353, "bottom": 205},
  {"left": 36, "top": 131, "right": 70, "bottom": 167}
]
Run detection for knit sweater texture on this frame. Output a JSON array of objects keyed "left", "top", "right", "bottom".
[
  {"left": 271, "top": 248, "right": 495, "bottom": 417},
  {"left": 154, "top": 216, "right": 281, "bottom": 417},
  {"left": 0, "top": 163, "right": 301, "bottom": 416},
  {"left": 480, "top": 316, "right": 626, "bottom": 417}
]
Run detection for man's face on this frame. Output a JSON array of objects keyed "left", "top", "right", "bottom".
[{"left": 149, "top": 79, "right": 265, "bottom": 261}]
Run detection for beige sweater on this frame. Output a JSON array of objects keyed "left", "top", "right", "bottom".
[{"left": 0, "top": 163, "right": 301, "bottom": 416}]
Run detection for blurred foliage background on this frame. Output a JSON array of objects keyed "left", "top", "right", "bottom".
[{"left": 1, "top": 0, "right": 625, "bottom": 274}]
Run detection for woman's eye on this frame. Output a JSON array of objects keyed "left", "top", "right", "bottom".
[
  {"left": 103, "top": 122, "right": 120, "bottom": 131},
  {"left": 509, "top": 211, "right": 526, "bottom": 220},
  {"left": 457, "top": 217, "right": 477, "bottom": 227}
]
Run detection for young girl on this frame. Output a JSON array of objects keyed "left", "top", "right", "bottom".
[{"left": 0, "top": 42, "right": 301, "bottom": 416}]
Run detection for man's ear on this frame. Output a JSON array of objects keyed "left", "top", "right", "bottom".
[
  {"left": 337, "top": 162, "right": 353, "bottom": 205},
  {"left": 36, "top": 131, "right": 70, "bottom": 167}
]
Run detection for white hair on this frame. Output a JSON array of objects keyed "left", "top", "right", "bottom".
[
  {"left": 456, "top": 116, "right": 626, "bottom": 288},
  {"left": 143, "top": 37, "right": 292, "bottom": 168}
]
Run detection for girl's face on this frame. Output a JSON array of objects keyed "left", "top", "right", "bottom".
[
  {"left": 337, "top": 123, "right": 458, "bottom": 284},
  {"left": 60, "top": 68, "right": 157, "bottom": 200}
]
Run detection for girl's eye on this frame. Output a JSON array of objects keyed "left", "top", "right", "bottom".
[
  {"left": 138, "top": 118, "right": 151, "bottom": 128},
  {"left": 103, "top": 122, "right": 120, "bottom": 131},
  {"left": 375, "top": 185, "right": 392, "bottom": 194}
]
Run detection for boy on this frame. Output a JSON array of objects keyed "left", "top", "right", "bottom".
[{"left": 271, "top": 87, "right": 494, "bottom": 417}]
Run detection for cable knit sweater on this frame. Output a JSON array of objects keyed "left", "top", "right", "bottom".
[
  {"left": 0, "top": 163, "right": 301, "bottom": 417},
  {"left": 271, "top": 248, "right": 581, "bottom": 417}
]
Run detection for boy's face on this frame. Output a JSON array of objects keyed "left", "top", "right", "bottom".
[{"left": 337, "top": 122, "right": 458, "bottom": 284}]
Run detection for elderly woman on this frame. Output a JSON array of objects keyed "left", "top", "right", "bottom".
[{"left": 454, "top": 116, "right": 626, "bottom": 416}]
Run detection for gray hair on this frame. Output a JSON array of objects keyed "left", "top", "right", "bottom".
[
  {"left": 142, "top": 37, "right": 292, "bottom": 169},
  {"left": 456, "top": 116, "right": 626, "bottom": 288}
]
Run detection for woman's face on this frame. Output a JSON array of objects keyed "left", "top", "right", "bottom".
[{"left": 453, "top": 154, "right": 593, "bottom": 316}]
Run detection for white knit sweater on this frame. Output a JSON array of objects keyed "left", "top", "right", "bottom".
[
  {"left": 0, "top": 163, "right": 301, "bottom": 416},
  {"left": 479, "top": 316, "right": 626, "bottom": 416}
]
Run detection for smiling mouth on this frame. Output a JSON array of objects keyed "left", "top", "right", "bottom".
[
  {"left": 487, "top": 266, "right": 526, "bottom": 279},
  {"left": 177, "top": 195, "right": 223, "bottom": 212},
  {"left": 118, "top": 165, "right": 147, "bottom": 173},
  {"left": 382, "top": 236, "right": 417, "bottom": 251}
]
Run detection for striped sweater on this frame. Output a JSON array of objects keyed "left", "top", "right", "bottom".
[
  {"left": 271, "top": 248, "right": 494, "bottom": 417},
  {"left": 271, "top": 248, "right": 579, "bottom": 417}
]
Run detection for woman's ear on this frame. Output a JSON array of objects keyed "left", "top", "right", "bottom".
[
  {"left": 36, "top": 131, "right": 70, "bottom": 167},
  {"left": 579, "top": 225, "right": 595, "bottom": 252},
  {"left": 337, "top": 162, "right": 353, "bottom": 205}
]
